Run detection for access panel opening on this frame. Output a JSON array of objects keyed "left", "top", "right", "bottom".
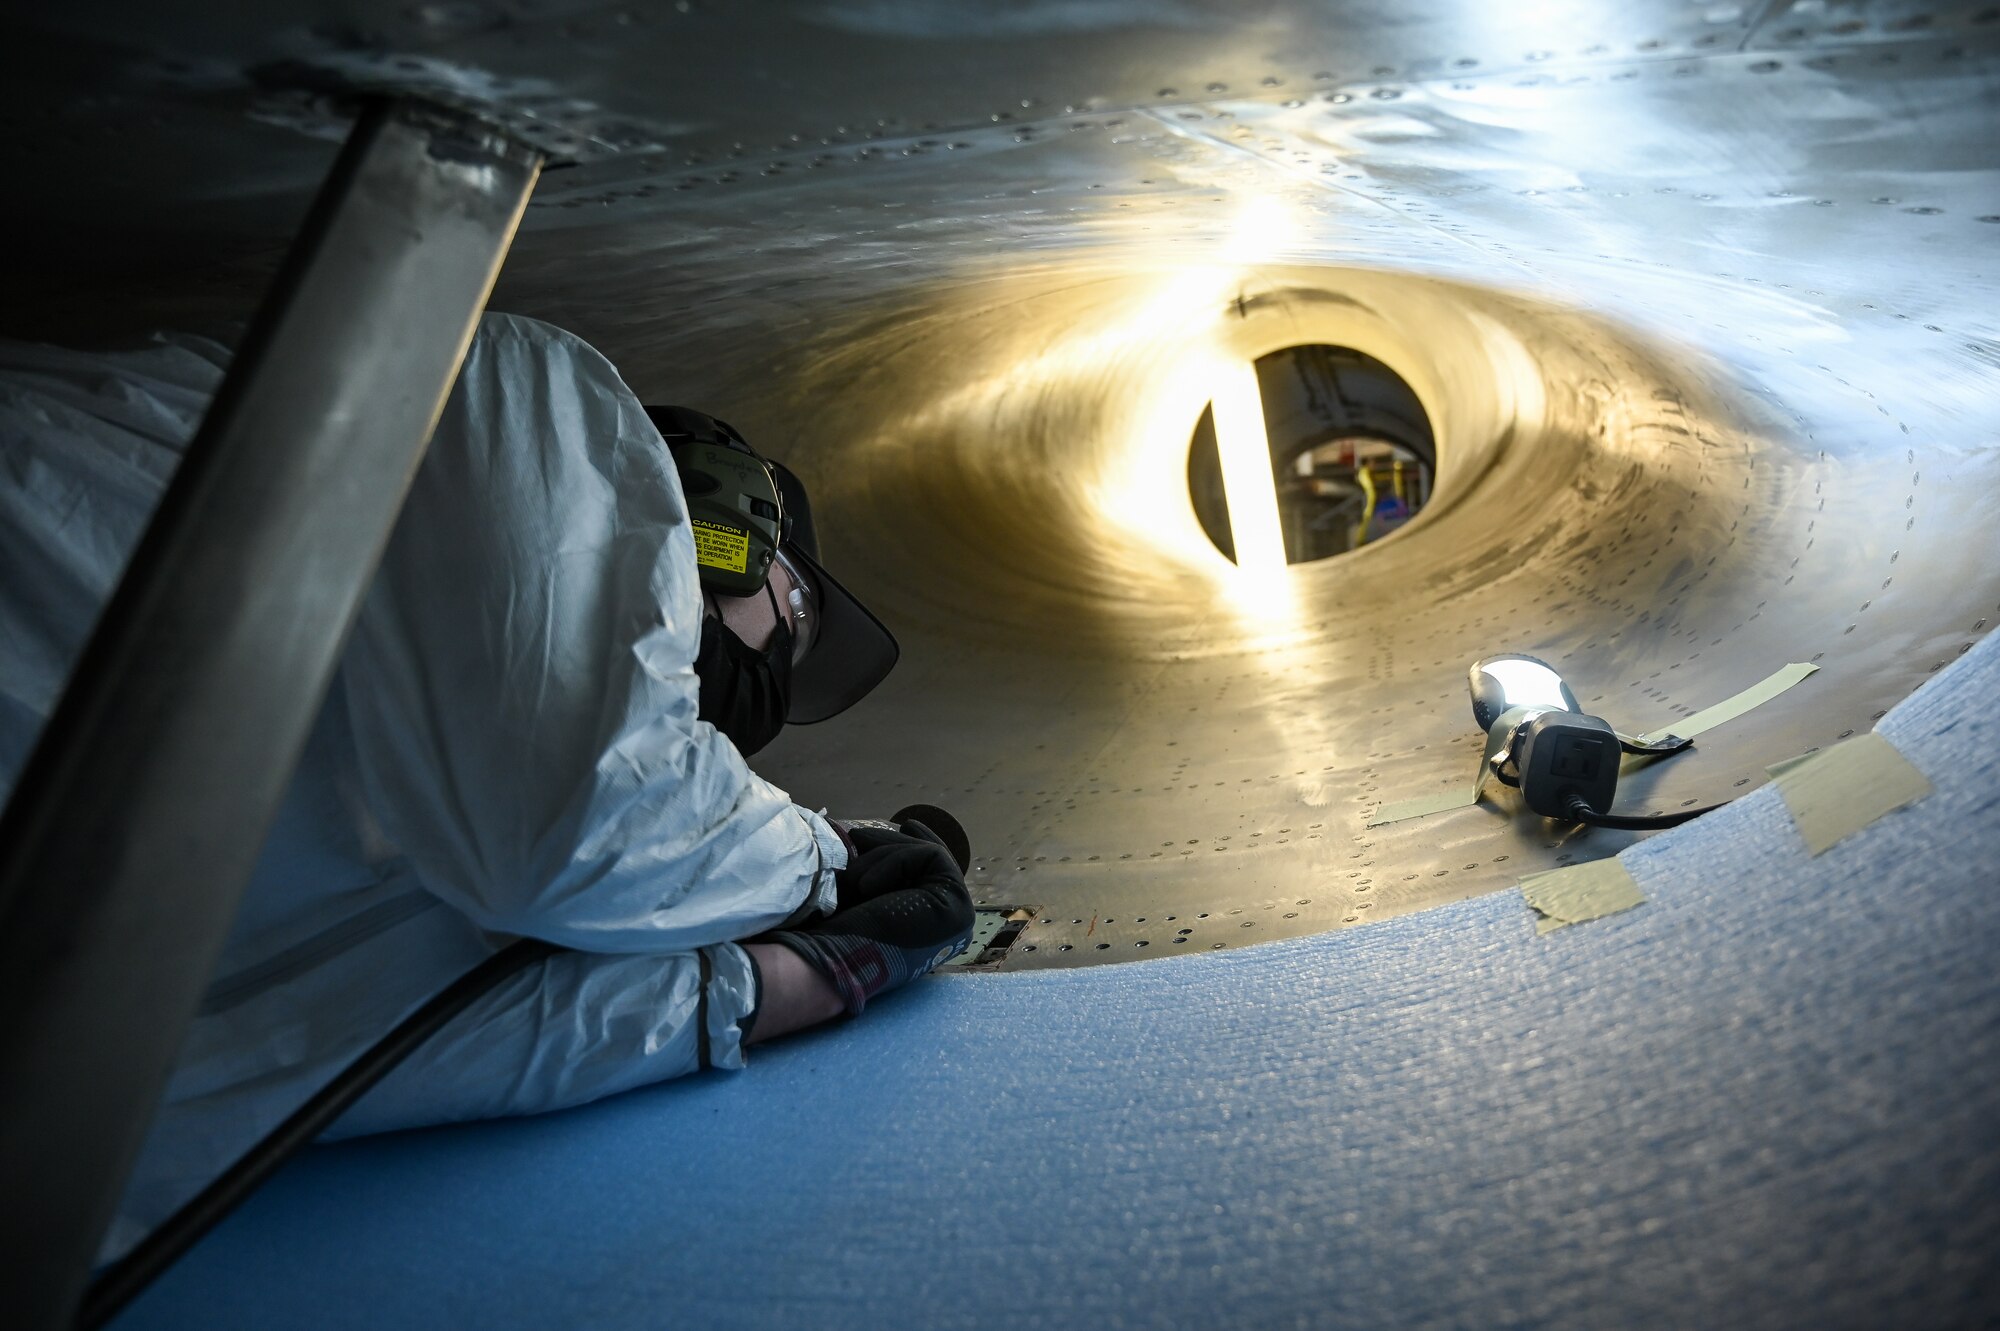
[
  {"left": 938, "top": 906, "right": 1038, "bottom": 970},
  {"left": 1189, "top": 345, "right": 1435, "bottom": 565}
]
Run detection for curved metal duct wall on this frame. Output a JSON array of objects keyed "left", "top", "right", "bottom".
[
  {"left": 0, "top": 7, "right": 1994, "bottom": 957},
  {"left": 241, "top": 7, "right": 1978, "bottom": 969},
  {"left": 722, "top": 250, "right": 1997, "bottom": 964}
]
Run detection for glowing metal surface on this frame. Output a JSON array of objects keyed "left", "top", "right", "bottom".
[
  {"left": 1208, "top": 359, "right": 1289, "bottom": 578},
  {"left": 0, "top": 1, "right": 1994, "bottom": 969}
]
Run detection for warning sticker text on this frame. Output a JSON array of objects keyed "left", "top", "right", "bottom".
[{"left": 692, "top": 519, "right": 750, "bottom": 573}]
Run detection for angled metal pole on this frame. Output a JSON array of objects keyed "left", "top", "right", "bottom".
[{"left": 0, "top": 99, "right": 539, "bottom": 1328}]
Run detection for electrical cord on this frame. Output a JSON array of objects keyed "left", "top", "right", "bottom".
[
  {"left": 1563, "top": 792, "right": 1726, "bottom": 830},
  {"left": 79, "top": 938, "right": 558, "bottom": 1330}
]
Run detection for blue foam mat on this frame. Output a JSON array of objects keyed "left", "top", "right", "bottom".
[{"left": 121, "top": 636, "right": 2000, "bottom": 1329}]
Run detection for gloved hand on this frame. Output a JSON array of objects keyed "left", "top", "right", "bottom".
[
  {"left": 767, "top": 817, "right": 974, "bottom": 1015},
  {"left": 830, "top": 803, "right": 971, "bottom": 875},
  {"left": 829, "top": 818, "right": 957, "bottom": 911}
]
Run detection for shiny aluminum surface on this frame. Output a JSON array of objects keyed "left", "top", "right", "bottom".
[{"left": 3, "top": 1, "right": 1995, "bottom": 969}]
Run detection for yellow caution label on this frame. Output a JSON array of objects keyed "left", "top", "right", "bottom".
[{"left": 691, "top": 519, "right": 750, "bottom": 574}]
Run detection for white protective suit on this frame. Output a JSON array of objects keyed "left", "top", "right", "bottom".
[{"left": 0, "top": 315, "right": 845, "bottom": 1261}]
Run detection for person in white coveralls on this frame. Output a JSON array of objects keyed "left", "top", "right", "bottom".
[{"left": 0, "top": 314, "right": 973, "bottom": 1261}]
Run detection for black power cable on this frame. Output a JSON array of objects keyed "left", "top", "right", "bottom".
[
  {"left": 1563, "top": 792, "right": 1726, "bottom": 830},
  {"left": 80, "top": 938, "right": 557, "bottom": 1330}
]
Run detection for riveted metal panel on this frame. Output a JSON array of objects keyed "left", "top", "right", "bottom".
[{"left": 0, "top": 3, "right": 1994, "bottom": 975}]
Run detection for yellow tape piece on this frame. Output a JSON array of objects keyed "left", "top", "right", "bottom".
[
  {"left": 1367, "top": 785, "right": 1480, "bottom": 827},
  {"left": 1369, "top": 726, "right": 1512, "bottom": 826},
  {"left": 1763, "top": 751, "right": 1818, "bottom": 780},
  {"left": 691, "top": 519, "right": 750, "bottom": 574},
  {"left": 1772, "top": 732, "right": 1931, "bottom": 856},
  {"left": 1520, "top": 859, "right": 1646, "bottom": 934},
  {"left": 1634, "top": 662, "right": 1818, "bottom": 746}
]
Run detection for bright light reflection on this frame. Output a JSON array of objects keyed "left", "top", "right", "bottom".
[
  {"left": 1209, "top": 360, "right": 1287, "bottom": 578},
  {"left": 893, "top": 240, "right": 1310, "bottom": 625},
  {"left": 1481, "top": 657, "right": 1572, "bottom": 711},
  {"left": 1226, "top": 196, "right": 1304, "bottom": 264},
  {"left": 1081, "top": 265, "right": 1247, "bottom": 563}
]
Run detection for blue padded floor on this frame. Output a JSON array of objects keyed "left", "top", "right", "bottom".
[{"left": 123, "top": 635, "right": 2000, "bottom": 1330}]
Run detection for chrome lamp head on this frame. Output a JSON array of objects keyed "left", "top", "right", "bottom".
[{"left": 1468, "top": 654, "right": 1619, "bottom": 819}]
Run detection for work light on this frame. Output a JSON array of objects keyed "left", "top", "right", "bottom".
[{"left": 1468, "top": 654, "right": 1709, "bottom": 828}]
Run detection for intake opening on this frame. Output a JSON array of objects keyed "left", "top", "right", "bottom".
[{"left": 1189, "top": 344, "right": 1435, "bottom": 565}]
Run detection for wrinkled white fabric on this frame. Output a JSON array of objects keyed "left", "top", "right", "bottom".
[
  {"left": 325, "top": 939, "right": 760, "bottom": 1140},
  {"left": 0, "top": 315, "right": 843, "bottom": 1262},
  {"left": 343, "top": 317, "right": 844, "bottom": 947}
]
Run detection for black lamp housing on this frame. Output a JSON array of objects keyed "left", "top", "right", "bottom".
[
  {"left": 1468, "top": 653, "right": 1620, "bottom": 819},
  {"left": 1467, "top": 653, "right": 1713, "bottom": 829},
  {"left": 1509, "top": 710, "right": 1620, "bottom": 818}
]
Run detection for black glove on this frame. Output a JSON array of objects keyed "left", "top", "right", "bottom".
[
  {"left": 768, "top": 819, "right": 974, "bottom": 1015},
  {"left": 831, "top": 818, "right": 955, "bottom": 908}
]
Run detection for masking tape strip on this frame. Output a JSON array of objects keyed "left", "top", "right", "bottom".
[
  {"left": 1368, "top": 720, "right": 1520, "bottom": 826},
  {"left": 1367, "top": 785, "right": 1480, "bottom": 827},
  {"left": 1771, "top": 732, "right": 1931, "bottom": 857},
  {"left": 1634, "top": 662, "right": 1818, "bottom": 746},
  {"left": 1520, "top": 859, "right": 1646, "bottom": 935},
  {"left": 1763, "top": 751, "right": 1818, "bottom": 780}
]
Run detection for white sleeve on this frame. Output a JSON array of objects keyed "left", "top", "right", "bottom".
[
  {"left": 0, "top": 333, "right": 227, "bottom": 803},
  {"left": 322, "top": 942, "right": 761, "bottom": 1139},
  {"left": 340, "top": 314, "right": 843, "bottom": 953}
]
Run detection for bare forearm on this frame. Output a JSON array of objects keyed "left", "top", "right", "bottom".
[{"left": 742, "top": 942, "right": 845, "bottom": 1044}]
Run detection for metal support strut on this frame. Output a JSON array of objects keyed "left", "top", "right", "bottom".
[{"left": 0, "top": 100, "right": 539, "bottom": 1328}]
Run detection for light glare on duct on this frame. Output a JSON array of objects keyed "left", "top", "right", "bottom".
[
  {"left": 1226, "top": 196, "right": 1303, "bottom": 265},
  {"left": 1470, "top": 657, "right": 1576, "bottom": 722},
  {"left": 1209, "top": 361, "right": 1286, "bottom": 576}
]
